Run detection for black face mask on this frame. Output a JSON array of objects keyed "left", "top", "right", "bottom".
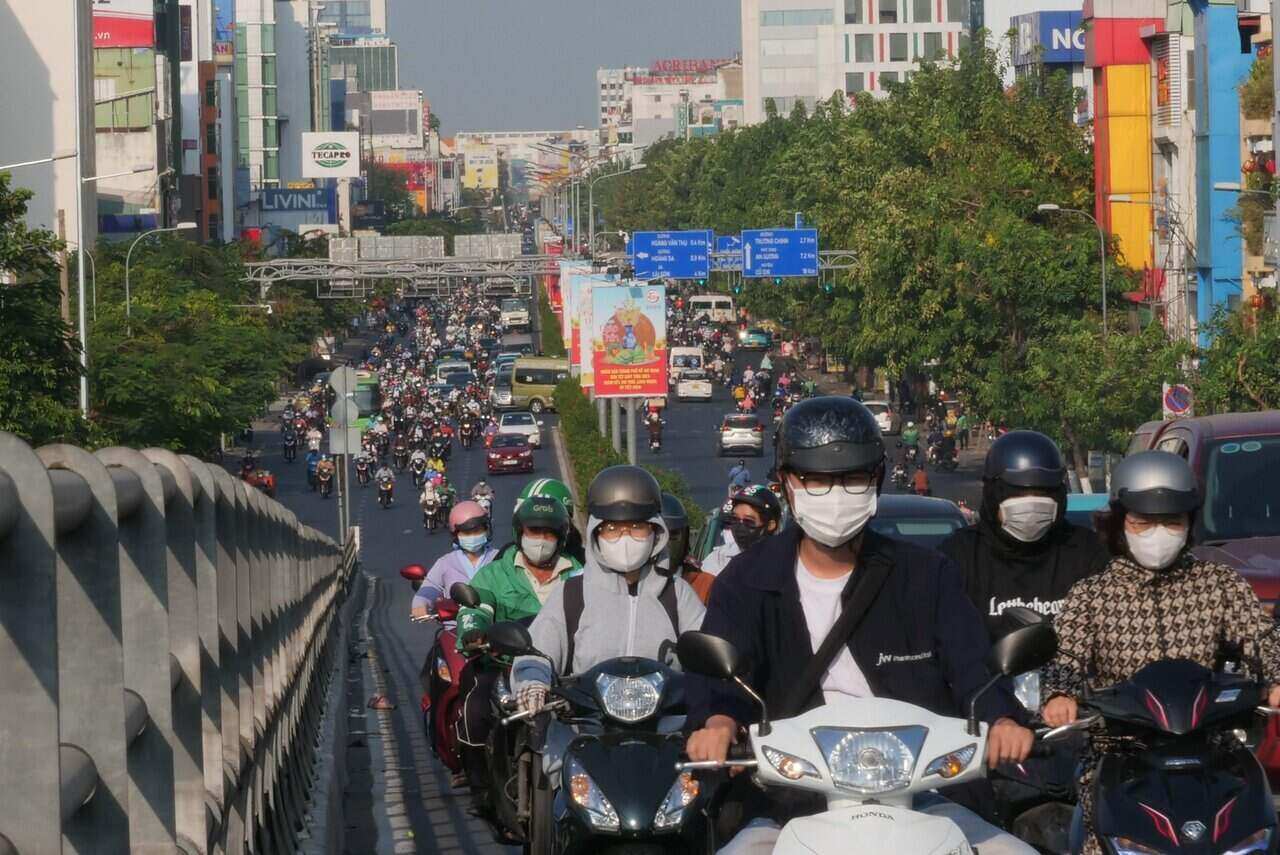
[{"left": 730, "top": 519, "right": 766, "bottom": 550}]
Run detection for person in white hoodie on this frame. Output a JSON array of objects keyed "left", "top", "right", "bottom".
[{"left": 511, "top": 465, "right": 706, "bottom": 712}]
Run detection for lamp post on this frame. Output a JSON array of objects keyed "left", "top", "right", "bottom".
[
  {"left": 589, "top": 163, "right": 646, "bottom": 258},
  {"left": 1038, "top": 203, "right": 1108, "bottom": 338},
  {"left": 125, "top": 222, "right": 197, "bottom": 336}
]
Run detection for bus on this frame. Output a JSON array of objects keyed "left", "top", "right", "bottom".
[
  {"left": 688, "top": 294, "right": 735, "bottom": 323},
  {"left": 352, "top": 371, "right": 380, "bottom": 431}
]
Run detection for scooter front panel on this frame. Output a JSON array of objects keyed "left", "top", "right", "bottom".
[{"left": 775, "top": 803, "right": 972, "bottom": 855}]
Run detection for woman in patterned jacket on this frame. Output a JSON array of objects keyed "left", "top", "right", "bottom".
[{"left": 1040, "top": 450, "right": 1280, "bottom": 852}]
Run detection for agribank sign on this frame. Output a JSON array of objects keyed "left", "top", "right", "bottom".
[
  {"left": 1012, "top": 11, "right": 1085, "bottom": 66},
  {"left": 301, "top": 132, "right": 360, "bottom": 178}
]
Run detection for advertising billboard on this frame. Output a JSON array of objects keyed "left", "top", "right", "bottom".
[
  {"left": 591, "top": 285, "right": 668, "bottom": 399},
  {"left": 301, "top": 132, "right": 360, "bottom": 178},
  {"left": 93, "top": 0, "right": 155, "bottom": 47},
  {"left": 1012, "top": 11, "right": 1084, "bottom": 66},
  {"left": 261, "top": 187, "right": 336, "bottom": 215}
]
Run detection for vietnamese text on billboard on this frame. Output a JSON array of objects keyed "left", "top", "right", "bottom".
[{"left": 591, "top": 285, "right": 668, "bottom": 399}]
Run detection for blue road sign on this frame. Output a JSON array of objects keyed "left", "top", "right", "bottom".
[
  {"left": 712, "top": 234, "right": 743, "bottom": 271},
  {"left": 742, "top": 229, "right": 819, "bottom": 278},
  {"left": 794, "top": 212, "right": 809, "bottom": 229},
  {"left": 631, "top": 230, "right": 711, "bottom": 279}
]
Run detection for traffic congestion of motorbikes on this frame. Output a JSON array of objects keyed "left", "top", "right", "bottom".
[{"left": 257, "top": 280, "right": 1280, "bottom": 855}]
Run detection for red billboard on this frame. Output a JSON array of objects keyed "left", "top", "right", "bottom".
[{"left": 93, "top": 0, "right": 155, "bottom": 47}]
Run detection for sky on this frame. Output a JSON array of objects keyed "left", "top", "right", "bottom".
[{"left": 389, "top": 0, "right": 742, "bottom": 134}]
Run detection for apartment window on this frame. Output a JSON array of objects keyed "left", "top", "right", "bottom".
[
  {"left": 923, "top": 31, "right": 944, "bottom": 59},
  {"left": 890, "top": 33, "right": 909, "bottom": 61},
  {"left": 845, "top": 0, "right": 864, "bottom": 23},
  {"left": 264, "top": 151, "right": 279, "bottom": 180},
  {"left": 205, "top": 122, "right": 217, "bottom": 155},
  {"left": 1185, "top": 49, "right": 1196, "bottom": 110},
  {"left": 260, "top": 24, "right": 275, "bottom": 54},
  {"left": 263, "top": 118, "right": 278, "bottom": 148},
  {"left": 879, "top": 0, "right": 898, "bottom": 23},
  {"left": 845, "top": 72, "right": 866, "bottom": 93},
  {"left": 208, "top": 167, "right": 219, "bottom": 200},
  {"left": 234, "top": 53, "right": 248, "bottom": 81},
  {"left": 204, "top": 79, "right": 216, "bottom": 108},
  {"left": 208, "top": 215, "right": 220, "bottom": 238},
  {"left": 947, "top": 0, "right": 968, "bottom": 23},
  {"left": 761, "top": 9, "right": 833, "bottom": 25},
  {"left": 913, "top": 0, "right": 932, "bottom": 22},
  {"left": 855, "top": 33, "right": 875, "bottom": 62},
  {"left": 262, "top": 57, "right": 277, "bottom": 86},
  {"left": 845, "top": 33, "right": 850, "bottom": 62},
  {"left": 262, "top": 87, "right": 277, "bottom": 115},
  {"left": 880, "top": 71, "right": 900, "bottom": 85},
  {"left": 234, "top": 26, "right": 247, "bottom": 53}
]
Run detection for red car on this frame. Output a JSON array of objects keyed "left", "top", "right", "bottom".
[
  {"left": 1129, "top": 411, "right": 1280, "bottom": 780},
  {"left": 486, "top": 434, "right": 533, "bottom": 474}
]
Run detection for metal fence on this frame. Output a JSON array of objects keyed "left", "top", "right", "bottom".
[{"left": 0, "top": 431, "right": 358, "bottom": 855}]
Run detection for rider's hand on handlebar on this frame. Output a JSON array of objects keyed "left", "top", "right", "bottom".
[
  {"left": 1042, "top": 695, "right": 1078, "bottom": 728},
  {"left": 517, "top": 683, "right": 549, "bottom": 714},
  {"left": 986, "top": 718, "right": 1034, "bottom": 768},
  {"left": 686, "top": 715, "right": 738, "bottom": 764}
]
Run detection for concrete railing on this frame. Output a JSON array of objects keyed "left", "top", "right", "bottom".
[{"left": 0, "top": 431, "right": 358, "bottom": 855}]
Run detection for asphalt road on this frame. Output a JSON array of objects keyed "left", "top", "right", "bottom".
[{"left": 239, "top": 412, "right": 557, "bottom": 854}]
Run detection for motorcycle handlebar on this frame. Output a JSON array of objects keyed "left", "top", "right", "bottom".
[
  {"left": 674, "top": 758, "right": 759, "bottom": 772},
  {"left": 500, "top": 698, "right": 568, "bottom": 727},
  {"left": 1035, "top": 714, "right": 1101, "bottom": 741}
]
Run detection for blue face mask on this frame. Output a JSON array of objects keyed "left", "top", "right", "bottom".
[{"left": 458, "top": 532, "right": 489, "bottom": 554}]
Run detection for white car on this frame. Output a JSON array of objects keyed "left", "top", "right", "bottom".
[
  {"left": 863, "top": 400, "right": 901, "bottom": 436},
  {"left": 676, "top": 370, "right": 713, "bottom": 401},
  {"left": 497, "top": 411, "right": 542, "bottom": 448}
]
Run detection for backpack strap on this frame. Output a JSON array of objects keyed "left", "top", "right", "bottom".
[
  {"left": 658, "top": 577, "right": 680, "bottom": 636},
  {"left": 562, "top": 574, "right": 585, "bottom": 674}
]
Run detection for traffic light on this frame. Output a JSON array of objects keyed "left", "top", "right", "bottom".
[
  {"left": 774, "top": 277, "right": 783, "bottom": 285},
  {"left": 732, "top": 282, "right": 742, "bottom": 294},
  {"left": 697, "top": 278, "right": 706, "bottom": 287}
]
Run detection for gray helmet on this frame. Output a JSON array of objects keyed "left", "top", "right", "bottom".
[
  {"left": 775, "top": 395, "right": 885, "bottom": 474},
  {"left": 1109, "top": 451, "right": 1200, "bottom": 514},
  {"left": 587, "top": 465, "right": 663, "bottom": 522}
]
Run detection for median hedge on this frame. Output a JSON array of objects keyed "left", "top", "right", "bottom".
[
  {"left": 539, "top": 290, "right": 566, "bottom": 358},
  {"left": 553, "top": 379, "right": 706, "bottom": 535}
]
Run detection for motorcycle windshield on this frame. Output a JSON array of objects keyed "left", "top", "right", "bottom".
[{"left": 1088, "top": 660, "right": 1261, "bottom": 735}]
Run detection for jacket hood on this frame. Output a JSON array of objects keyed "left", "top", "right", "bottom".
[
  {"left": 585, "top": 512, "right": 670, "bottom": 577},
  {"left": 979, "top": 477, "right": 1069, "bottom": 556}
]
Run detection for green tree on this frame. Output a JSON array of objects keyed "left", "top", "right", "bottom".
[
  {"left": 1197, "top": 304, "right": 1280, "bottom": 412},
  {"left": 0, "top": 173, "right": 89, "bottom": 445},
  {"left": 367, "top": 163, "right": 416, "bottom": 221}
]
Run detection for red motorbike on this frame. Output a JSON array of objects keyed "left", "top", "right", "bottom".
[{"left": 401, "top": 570, "right": 476, "bottom": 774}]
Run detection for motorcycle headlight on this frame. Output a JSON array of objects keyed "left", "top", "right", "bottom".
[
  {"left": 762, "top": 746, "right": 821, "bottom": 782},
  {"left": 923, "top": 744, "right": 977, "bottom": 780},
  {"left": 652, "top": 771, "right": 700, "bottom": 830},
  {"left": 811, "top": 727, "right": 925, "bottom": 795},
  {"left": 594, "top": 672, "right": 663, "bottom": 723},
  {"left": 567, "top": 756, "right": 619, "bottom": 831},
  {"left": 1224, "top": 829, "right": 1273, "bottom": 855},
  {"left": 1108, "top": 837, "right": 1167, "bottom": 855}
]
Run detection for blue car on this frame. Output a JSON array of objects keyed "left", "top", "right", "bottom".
[{"left": 739, "top": 327, "right": 773, "bottom": 350}]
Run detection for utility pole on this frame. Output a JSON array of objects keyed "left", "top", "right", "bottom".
[
  {"left": 1273, "top": 0, "right": 1279, "bottom": 253},
  {"left": 57, "top": 210, "right": 70, "bottom": 323}
]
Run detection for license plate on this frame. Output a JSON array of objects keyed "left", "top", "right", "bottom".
[{"left": 502, "top": 458, "right": 520, "bottom": 466}]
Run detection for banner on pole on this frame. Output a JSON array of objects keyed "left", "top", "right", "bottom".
[{"left": 591, "top": 284, "right": 668, "bottom": 398}]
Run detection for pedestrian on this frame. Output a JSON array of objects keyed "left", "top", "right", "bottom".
[{"left": 957, "top": 411, "right": 970, "bottom": 450}]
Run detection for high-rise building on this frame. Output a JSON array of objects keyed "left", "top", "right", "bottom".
[
  {"left": 596, "top": 59, "right": 743, "bottom": 149},
  {"left": 315, "top": 0, "right": 388, "bottom": 34},
  {"left": 234, "top": 0, "right": 282, "bottom": 195},
  {"left": 0, "top": 0, "right": 97, "bottom": 247},
  {"left": 741, "top": 0, "right": 970, "bottom": 123}
]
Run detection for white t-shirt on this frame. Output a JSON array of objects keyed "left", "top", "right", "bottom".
[{"left": 796, "top": 558, "right": 873, "bottom": 704}]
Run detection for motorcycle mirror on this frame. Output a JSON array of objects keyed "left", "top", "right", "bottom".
[
  {"left": 399, "top": 565, "right": 427, "bottom": 583},
  {"left": 487, "top": 621, "right": 535, "bottom": 657},
  {"left": 450, "top": 582, "right": 482, "bottom": 609},
  {"left": 1000, "top": 606, "right": 1046, "bottom": 631},
  {"left": 677, "top": 631, "right": 746, "bottom": 679},
  {"left": 987, "top": 621, "right": 1058, "bottom": 677}
]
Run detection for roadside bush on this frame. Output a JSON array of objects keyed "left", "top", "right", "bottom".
[
  {"left": 553, "top": 379, "right": 705, "bottom": 534},
  {"left": 539, "top": 290, "right": 566, "bottom": 357}
]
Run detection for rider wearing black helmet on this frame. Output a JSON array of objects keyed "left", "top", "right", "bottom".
[
  {"left": 939, "top": 430, "right": 1109, "bottom": 641},
  {"left": 658, "top": 492, "right": 716, "bottom": 603},
  {"left": 686, "top": 396, "right": 1035, "bottom": 855},
  {"left": 701, "top": 484, "right": 785, "bottom": 576}
]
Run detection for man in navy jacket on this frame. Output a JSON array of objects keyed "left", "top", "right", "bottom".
[{"left": 685, "top": 396, "right": 1036, "bottom": 855}]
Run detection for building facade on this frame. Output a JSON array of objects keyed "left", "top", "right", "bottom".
[{"left": 596, "top": 59, "right": 744, "bottom": 149}]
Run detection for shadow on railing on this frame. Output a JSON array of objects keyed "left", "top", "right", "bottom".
[{"left": 0, "top": 431, "right": 359, "bottom": 855}]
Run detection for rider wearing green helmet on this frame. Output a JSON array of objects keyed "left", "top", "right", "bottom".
[
  {"left": 454, "top": 490, "right": 583, "bottom": 814},
  {"left": 513, "top": 476, "right": 584, "bottom": 562}
]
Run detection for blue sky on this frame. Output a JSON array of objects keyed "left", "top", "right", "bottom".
[{"left": 391, "top": 0, "right": 741, "bottom": 133}]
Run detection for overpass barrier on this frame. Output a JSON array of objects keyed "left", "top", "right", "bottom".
[{"left": 0, "top": 431, "right": 358, "bottom": 854}]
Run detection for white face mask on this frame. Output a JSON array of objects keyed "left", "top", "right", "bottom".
[
  {"left": 999, "top": 496, "right": 1059, "bottom": 543},
  {"left": 789, "top": 487, "right": 877, "bottom": 548},
  {"left": 521, "top": 535, "right": 558, "bottom": 568},
  {"left": 1126, "top": 525, "right": 1188, "bottom": 570},
  {"left": 596, "top": 532, "right": 655, "bottom": 573}
]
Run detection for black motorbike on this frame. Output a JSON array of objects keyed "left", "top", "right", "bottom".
[
  {"left": 460, "top": 419, "right": 477, "bottom": 450},
  {"left": 1053, "top": 657, "right": 1276, "bottom": 855},
  {"left": 355, "top": 457, "right": 371, "bottom": 487},
  {"left": 317, "top": 467, "right": 334, "bottom": 499},
  {"left": 488, "top": 623, "right": 710, "bottom": 855},
  {"left": 394, "top": 443, "right": 410, "bottom": 472},
  {"left": 282, "top": 430, "right": 298, "bottom": 462},
  {"left": 411, "top": 458, "right": 428, "bottom": 489},
  {"left": 378, "top": 477, "right": 395, "bottom": 509}
]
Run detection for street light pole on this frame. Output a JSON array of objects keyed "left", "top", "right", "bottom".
[
  {"left": 124, "top": 222, "right": 197, "bottom": 336},
  {"left": 589, "top": 163, "right": 646, "bottom": 258},
  {"left": 1038, "top": 204, "right": 1108, "bottom": 338}
]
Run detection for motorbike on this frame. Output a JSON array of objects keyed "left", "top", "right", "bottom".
[
  {"left": 1051, "top": 656, "right": 1279, "bottom": 855},
  {"left": 282, "top": 430, "right": 298, "bottom": 462},
  {"left": 488, "top": 623, "right": 710, "bottom": 855},
  {"left": 673, "top": 620, "right": 1058, "bottom": 855},
  {"left": 404, "top": 577, "right": 479, "bottom": 776},
  {"left": 378, "top": 477, "right": 395, "bottom": 509},
  {"left": 422, "top": 493, "right": 443, "bottom": 532},
  {"left": 394, "top": 442, "right": 410, "bottom": 472},
  {"left": 460, "top": 419, "right": 477, "bottom": 450},
  {"left": 891, "top": 462, "right": 910, "bottom": 489},
  {"left": 317, "top": 465, "right": 334, "bottom": 499},
  {"left": 411, "top": 458, "right": 428, "bottom": 489},
  {"left": 355, "top": 457, "right": 371, "bottom": 486},
  {"left": 648, "top": 429, "right": 663, "bottom": 453}
]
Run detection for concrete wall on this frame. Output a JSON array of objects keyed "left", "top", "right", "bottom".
[{"left": 0, "top": 0, "right": 97, "bottom": 247}]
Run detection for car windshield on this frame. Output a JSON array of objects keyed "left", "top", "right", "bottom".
[
  {"left": 504, "top": 413, "right": 534, "bottom": 426},
  {"left": 864, "top": 403, "right": 888, "bottom": 415},
  {"left": 492, "top": 435, "right": 527, "bottom": 448},
  {"left": 868, "top": 517, "right": 964, "bottom": 549},
  {"left": 1200, "top": 436, "right": 1280, "bottom": 542},
  {"left": 501, "top": 299, "right": 525, "bottom": 311}
]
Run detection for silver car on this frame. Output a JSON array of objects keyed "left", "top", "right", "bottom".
[
  {"left": 718, "top": 413, "right": 765, "bottom": 456},
  {"left": 863, "top": 400, "right": 901, "bottom": 436},
  {"left": 498, "top": 411, "right": 543, "bottom": 448}
]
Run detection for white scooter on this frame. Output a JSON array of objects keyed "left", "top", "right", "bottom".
[{"left": 675, "top": 621, "right": 1058, "bottom": 854}]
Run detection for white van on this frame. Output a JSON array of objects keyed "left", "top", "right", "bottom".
[
  {"left": 688, "top": 294, "right": 735, "bottom": 323},
  {"left": 669, "top": 346, "right": 706, "bottom": 381}
]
